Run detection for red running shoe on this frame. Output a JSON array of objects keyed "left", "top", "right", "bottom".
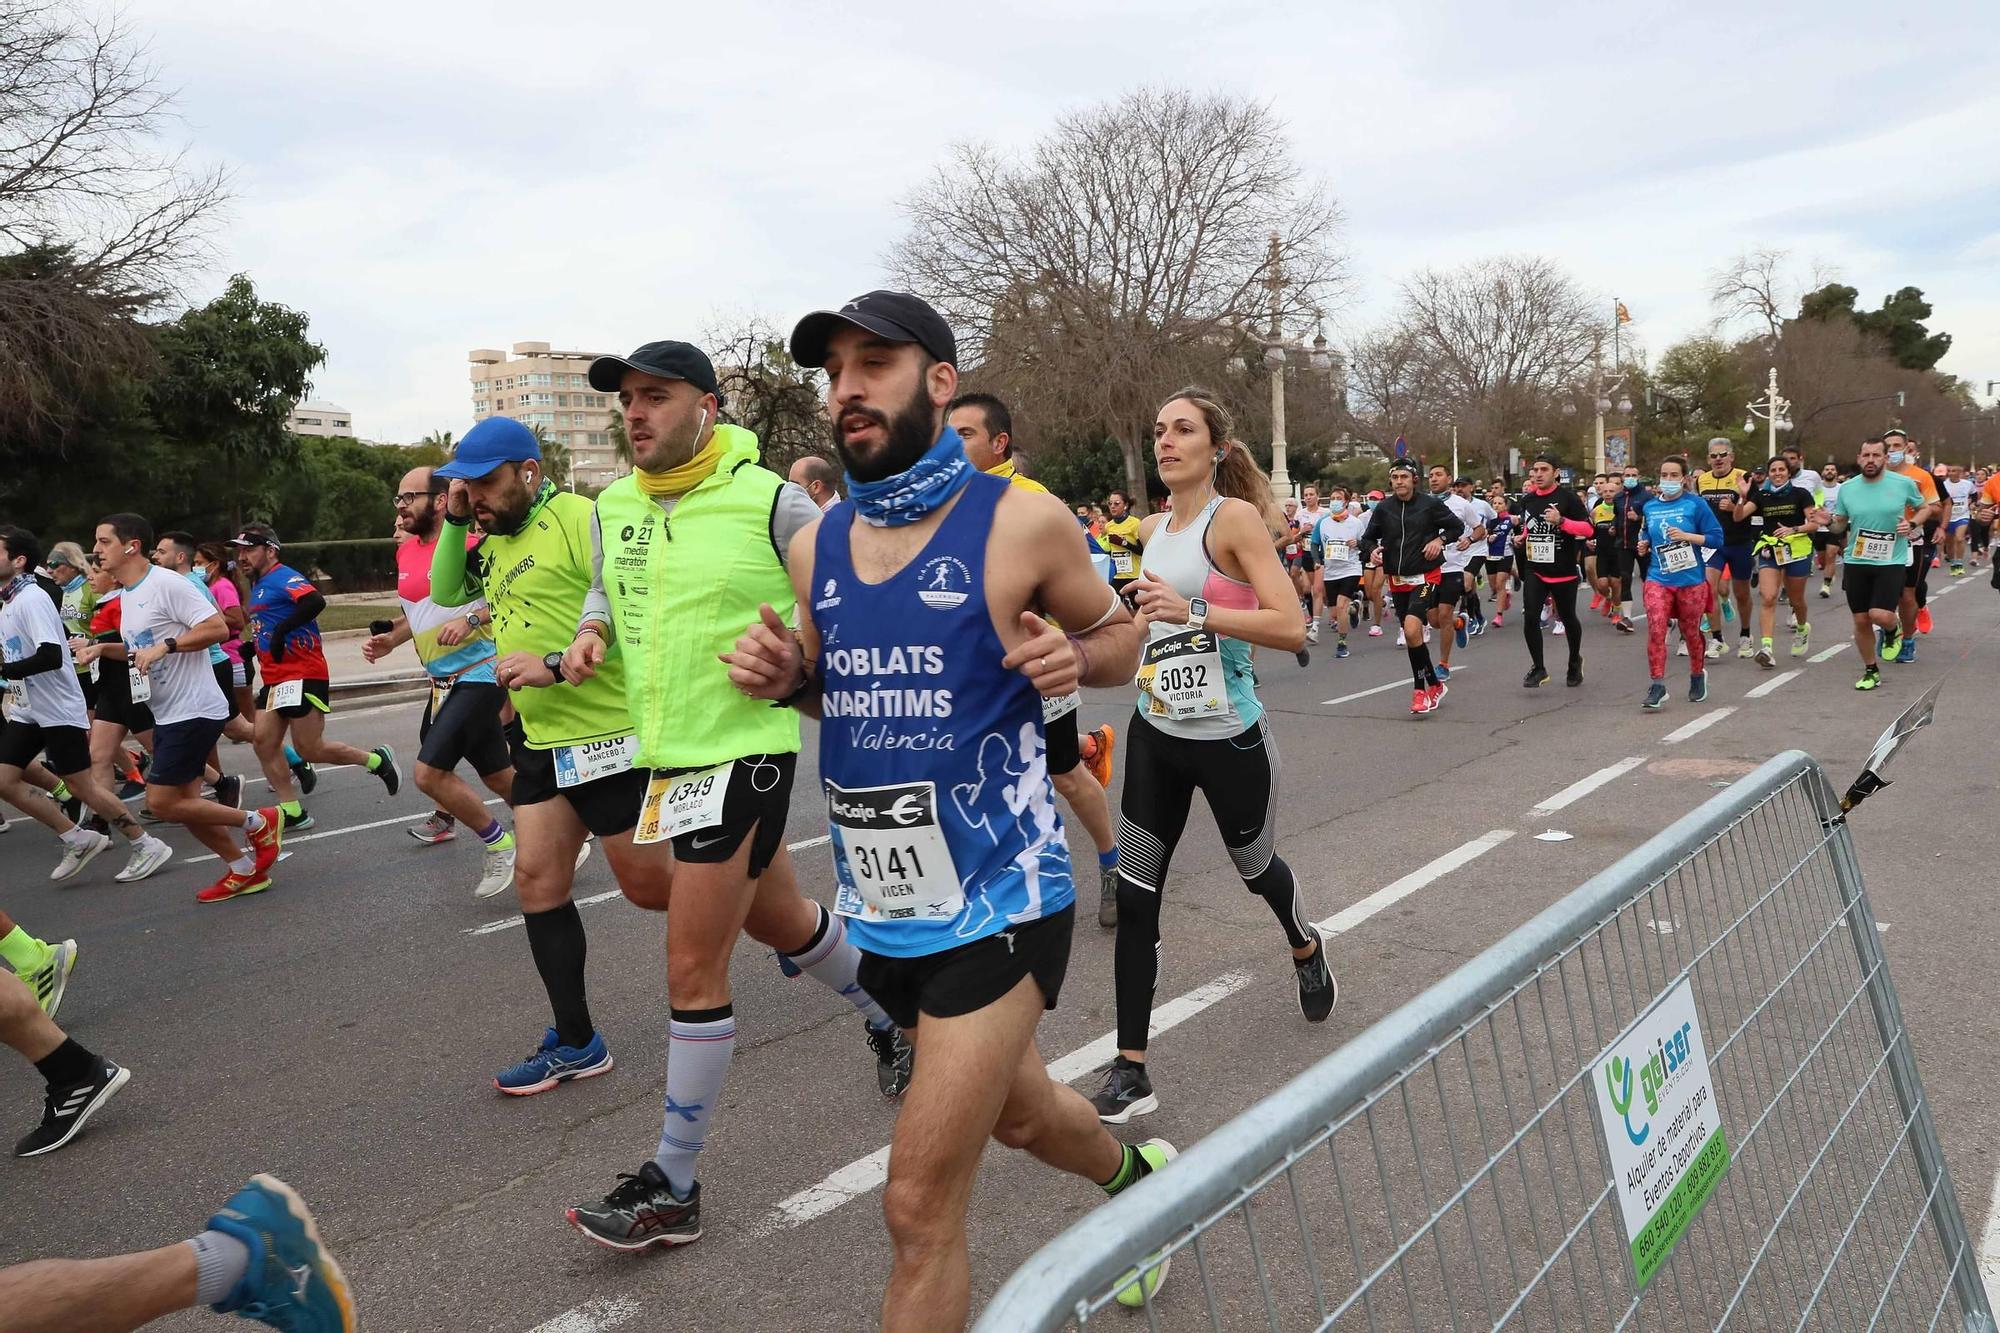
[
  {"left": 196, "top": 870, "right": 271, "bottom": 904},
  {"left": 246, "top": 806, "right": 283, "bottom": 876},
  {"left": 1915, "top": 606, "right": 1933, "bottom": 634},
  {"left": 1409, "top": 687, "right": 1428, "bottom": 715}
]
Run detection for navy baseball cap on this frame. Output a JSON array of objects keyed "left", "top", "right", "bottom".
[
  {"left": 790, "top": 290, "right": 957, "bottom": 369},
  {"left": 434, "top": 417, "right": 541, "bottom": 481},
  {"left": 228, "top": 523, "right": 281, "bottom": 550},
  {"left": 587, "top": 340, "right": 724, "bottom": 405}
]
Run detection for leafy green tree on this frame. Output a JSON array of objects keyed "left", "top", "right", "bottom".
[
  {"left": 420, "top": 429, "right": 455, "bottom": 456},
  {"left": 529, "top": 425, "right": 571, "bottom": 488},
  {"left": 607, "top": 409, "right": 631, "bottom": 468},
  {"left": 1798, "top": 283, "right": 1951, "bottom": 371}
]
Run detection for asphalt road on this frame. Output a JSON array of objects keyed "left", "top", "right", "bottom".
[{"left": 4, "top": 573, "right": 1997, "bottom": 1331}]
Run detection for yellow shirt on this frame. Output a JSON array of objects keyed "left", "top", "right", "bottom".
[
  {"left": 1101, "top": 514, "right": 1142, "bottom": 581},
  {"left": 984, "top": 458, "right": 1049, "bottom": 494}
]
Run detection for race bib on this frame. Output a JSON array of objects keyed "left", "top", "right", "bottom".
[
  {"left": 1110, "top": 552, "right": 1136, "bottom": 579},
  {"left": 1284, "top": 543, "right": 1299, "bottom": 557},
  {"left": 1749, "top": 515, "right": 1764, "bottom": 527},
  {"left": 553, "top": 734, "right": 637, "bottom": 788},
  {"left": 267, "top": 678, "right": 304, "bottom": 710},
  {"left": 1040, "top": 692, "right": 1081, "bottom": 725},
  {"left": 3, "top": 678, "right": 25, "bottom": 713},
  {"left": 1325, "top": 537, "right": 1352, "bottom": 562},
  {"left": 1527, "top": 535, "right": 1556, "bottom": 564},
  {"left": 1388, "top": 573, "right": 1426, "bottom": 591},
  {"left": 128, "top": 669, "right": 152, "bottom": 704},
  {"left": 1136, "top": 628, "right": 1226, "bottom": 721},
  {"left": 1659, "top": 543, "right": 1698, "bottom": 574},
  {"left": 429, "top": 674, "right": 452, "bottom": 718},
  {"left": 88, "top": 658, "right": 101, "bottom": 683},
  {"left": 1854, "top": 529, "right": 1895, "bottom": 562},
  {"left": 634, "top": 760, "right": 734, "bottom": 845},
  {"left": 827, "top": 779, "right": 964, "bottom": 923}
]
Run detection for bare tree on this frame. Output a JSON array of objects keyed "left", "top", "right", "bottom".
[
  {"left": 1344, "top": 324, "right": 1449, "bottom": 458},
  {"left": 700, "top": 311, "right": 828, "bottom": 476},
  {"left": 890, "top": 87, "right": 1346, "bottom": 499},
  {"left": 1708, "top": 248, "right": 1841, "bottom": 344},
  {"left": 1391, "top": 256, "right": 1601, "bottom": 478},
  {"left": 0, "top": 1, "right": 228, "bottom": 442}
]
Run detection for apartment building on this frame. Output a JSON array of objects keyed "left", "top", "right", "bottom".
[
  {"left": 287, "top": 400, "right": 354, "bottom": 437},
  {"left": 468, "top": 341, "right": 627, "bottom": 487}
]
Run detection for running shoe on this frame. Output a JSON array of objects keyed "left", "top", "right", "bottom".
[
  {"left": 1643, "top": 682, "right": 1668, "bottom": 710},
  {"left": 1708, "top": 635, "right": 1727, "bottom": 657},
  {"left": 1522, "top": 666, "right": 1549, "bottom": 688},
  {"left": 1424, "top": 626, "right": 1433, "bottom": 644},
  {"left": 1688, "top": 672, "right": 1709, "bottom": 703},
  {"left": 1490, "top": 613, "right": 1503, "bottom": 628},
  {"left": 1754, "top": 641, "right": 1774, "bottom": 669},
  {"left": 15, "top": 1057, "right": 129, "bottom": 1157},
  {"left": 1951, "top": 562, "right": 1965, "bottom": 577},
  {"left": 1589, "top": 593, "right": 1605, "bottom": 612},
  {"left": 1792, "top": 623, "right": 1811, "bottom": 657},
  {"left": 1305, "top": 623, "right": 1320, "bottom": 645},
  {"left": 196, "top": 870, "right": 271, "bottom": 904},
  {"left": 1721, "top": 597, "right": 1734, "bottom": 622},
  {"left": 1367, "top": 624, "right": 1382, "bottom": 638},
  {"left": 1097, "top": 861, "right": 1118, "bottom": 929},
  {"left": 1879, "top": 627, "right": 1903, "bottom": 661},
  {"left": 474, "top": 840, "right": 516, "bottom": 900},
  {"left": 281, "top": 809, "right": 315, "bottom": 834},
  {"left": 1408, "top": 687, "right": 1428, "bottom": 715},
  {"left": 576, "top": 839, "right": 593, "bottom": 871},
  {"left": 368, "top": 746, "right": 401, "bottom": 796},
  {"left": 1293, "top": 647, "right": 1310, "bottom": 667},
  {"left": 1895, "top": 639, "right": 1916, "bottom": 664},
  {"left": 1426, "top": 682, "right": 1447, "bottom": 711},
  {"left": 1453, "top": 614, "right": 1467, "bottom": 648},
  {"left": 247, "top": 805, "right": 283, "bottom": 875},
  {"left": 1334, "top": 640, "right": 1350, "bottom": 659},
  {"left": 1819, "top": 579, "right": 1832, "bottom": 598},
  {"left": 1111, "top": 1141, "right": 1180, "bottom": 1308},
  {"left": 138, "top": 804, "right": 166, "bottom": 824},
  {"left": 1736, "top": 638, "right": 1755, "bottom": 659},
  {"left": 1676, "top": 639, "right": 1689, "bottom": 657},
  {"left": 567, "top": 1162, "right": 701, "bottom": 1251},
  {"left": 1552, "top": 620, "right": 1565, "bottom": 636},
  {"left": 1855, "top": 664, "right": 1881, "bottom": 691},
  {"left": 1083, "top": 724, "right": 1115, "bottom": 789},
  {"left": 1090, "top": 1057, "right": 1158, "bottom": 1124},
  {"left": 1468, "top": 615, "right": 1486, "bottom": 638},
  {"left": 1915, "top": 606, "right": 1933, "bottom": 634},
  {"left": 1295, "top": 928, "right": 1337, "bottom": 1023},
  {"left": 80, "top": 813, "right": 107, "bottom": 835},
  {"left": 206, "top": 1174, "right": 356, "bottom": 1330},
  {"left": 49, "top": 831, "right": 111, "bottom": 883},
  {"left": 1566, "top": 658, "right": 1584, "bottom": 688},
  {"left": 289, "top": 757, "right": 317, "bottom": 796},
  {"left": 866, "top": 1021, "right": 914, "bottom": 1099},
  {"left": 495, "top": 1028, "right": 613, "bottom": 1095},
  {"left": 116, "top": 775, "right": 147, "bottom": 799},
  {"left": 211, "top": 774, "right": 244, "bottom": 810},
  {"left": 1614, "top": 616, "right": 1635, "bottom": 634},
  {"left": 25, "top": 939, "right": 76, "bottom": 1018},
  {"left": 1433, "top": 665, "right": 1451, "bottom": 683},
  {"left": 408, "top": 811, "right": 457, "bottom": 844},
  {"left": 114, "top": 836, "right": 173, "bottom": 883},
  {"left": 1395, "top": 631, "right": 1406, "bottom": 647}
]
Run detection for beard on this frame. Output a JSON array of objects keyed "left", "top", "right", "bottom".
[
  {"left": 831, "top": 381, "right": 938, "bottom": 484},
  {"left": 1859, "top": 460, "right": 1883, "bottom": 478}
]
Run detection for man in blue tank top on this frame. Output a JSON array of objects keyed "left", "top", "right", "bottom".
[{"left": 725, "top": 291, "right": 1178, "bottom": 1326}]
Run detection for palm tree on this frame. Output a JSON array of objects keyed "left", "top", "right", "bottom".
[
  {"left": 420, "top": 428, "right": 456, "bottom": 458},
  {"left": 607, "top": 409, "right": 631, "bottom": 469},
  {"left": 528, "top": 424, "right": 571, "bottom": 489}
]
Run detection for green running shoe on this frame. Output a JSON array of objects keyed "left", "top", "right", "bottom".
[{"left": 1112, "top": 1140, "right": 1179, "bottom": 1308}]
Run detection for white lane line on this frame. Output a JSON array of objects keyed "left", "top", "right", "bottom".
[
  {"left": 1979, "top": 1164, "right": 2000, "bottom": 1295},
  {"left": 184, "top": 799, "right": 506, "bottom": 864},
  {"left": 1743, "top": 670, "right": 1801, "bottom": 698},
  {"left": 1531, "top": 757, "right": 1646, "bottom": 814},
  {"left": 463, "top": 835, "right": 833, "bottom": 936},
  {"left": 244, "top": 763, "right": 357, "bottom": 790},
  {"left": 1319, "top": 829, "right": 1514, "bottom": 937},
  {"left": 1662, "top": 707, "right": 1736, "bottom": 744},
  {"left": 1321, "top": 664, "right": 1469, "bottom": 708},
  {"left": 1808, "top": 642, "right": 1850, "bottom": 663},
  {"left": 763, "top": 971, "right": 1254, "bottom": 1234},
  {"left": 527, "top": 1296, "right": 642, "bottom": 1333}
]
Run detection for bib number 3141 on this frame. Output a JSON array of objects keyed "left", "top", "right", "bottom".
[{"left": 826, "top": 779, "right": 964, "bottom": 923}]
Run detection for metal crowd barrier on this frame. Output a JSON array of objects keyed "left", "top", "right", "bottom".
[{"left": 976, "top": 750, "right": 1995, "bottom": 1331}]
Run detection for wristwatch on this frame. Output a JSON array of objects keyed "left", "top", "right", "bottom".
[
  {"left": 1186, "top": 596, "right": 1209, "bottom": 631},
  {"left": 464, "top": 611, "right": 481, "bottom": 628},
  {"left": 542, "top": 651, "right": 567, "bottom": 681},
  {"left": 163, "top": 637, "right": 179, "bottom": 656}
]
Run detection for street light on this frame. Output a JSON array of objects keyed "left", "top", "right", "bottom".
[
  {"left": 1252, "top": 234, "right": 1337, "bottom": 493},
  {"left": 1745, "top": 366, "right": 1792, "bottom": 460}
]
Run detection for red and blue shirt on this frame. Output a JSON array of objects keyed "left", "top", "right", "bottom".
[{"left": 247, "top": 563, "right": 327, "bottom": 683}]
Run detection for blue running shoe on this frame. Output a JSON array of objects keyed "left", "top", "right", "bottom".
[
  {"left": 1453, "top": 615, "right": 1468, "bottom": 649},
  {"left": 1334, "top": 640, "right": 1349, "bottom": 659},
  {"left": 1434, "top": 665, "right": 1451, "bottom": 683},
  {"left": 495, "top": 1028, "right": 613, "bottom": 1096},
  {"left": 207, "top": 1174, "right": 356, "bottom": 1331},
  {"left": 1895, "top": 639, "right": 1916, "bottom": 664}
]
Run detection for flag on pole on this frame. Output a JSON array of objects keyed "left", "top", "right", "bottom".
[
  {"left": 1393, "top": 434, "right": 1408, "bottom": 459},
  {"left": 1616, "top": 301, "right": 1633, "bottom": 324}
]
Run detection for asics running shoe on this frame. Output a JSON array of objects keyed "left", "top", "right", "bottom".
[{"left": 206, "top": 1174, "right": 356, "bottom": 1330}]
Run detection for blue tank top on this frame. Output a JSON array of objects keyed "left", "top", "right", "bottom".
[
  {"left": 811, "top": 474, "right": 1075, "bottom": 959},
  {"left": 1486, "top": 513, "right": 1514, "bottom": 558}
]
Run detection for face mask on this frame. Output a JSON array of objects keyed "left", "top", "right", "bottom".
[
  {"left": 1623, "top": 477, "right": 1638, "bottom": 490},
  {"left": 1888, "top": 450, "right": 1905, "bottom": 466},
  {"left": 1659, "top": 479, "right": 1684, "bottom": 499},
  {"left": 192, "top": 565, "right": 211, "bottom": 584}
]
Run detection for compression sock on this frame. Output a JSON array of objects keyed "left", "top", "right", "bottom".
[
  {"left": 50, "top": 780, "right": 72, "bottom": 803},
  {"left": 1099, "top": 1141, "right": 1159, "bottom": 1195},
  {"left": 1408, "top": 643, "right": 1438, "bottom": 689},
  {"left": 476, "top": 819, "right": 510, "bottom": 847},
  {"left": 783, "top": 904, "right": 893, "bottom": 1029},
  {"left": 522, "top": 901, "right": 595, "bottom": 1048},
  {"left": 283, "top": 744, "right": 303, "bottom": 767},
  {"left": 186, "top": 1230, "right": 252, "bottom": 1308},
  {"left": 33, "top": 1037, "right": 98, "bottom": 1090},
  {"left": 0, "top": 925, "right": 48, "bottom": 973},
  {"left": 656, "top": 1005, "right": 735, "bottom": 1196}
]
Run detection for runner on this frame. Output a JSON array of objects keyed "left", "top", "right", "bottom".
[
  {"left": 1452, "top": 477, "right": 1497, "bottom": 635},
  {"left": 1100, "top": 489, "right": 1143, "bottom": 605},
  {"left": 1736, "top": 456, "right": 1816, "bottom": 666},
  {"left": 1632, "top": 456, "right": 1728, "bottom": 704},
  {"left": 1312, "top": 486, "right": 1367, "bottom": 658},
  {"left": 1613, "top": 462, "right": 1650, "bottom": 630},
  {"left": 1424, "top": 468, "right": 1482, "bottom": 683},
  {"left": 233, "top": 525, "right": 399, "bottom": 830},
  {"left": 1508, "top": 454, "right": 1591, "bottom": 687},
  {"left": 151, "top": 532, "right": 257, "bottom": 789},
  {"left": 1942, "top": 463, "right": 1973, "bottom": 574},
  {"left": 191, "top": 543, "right": 259, "bottom": 733},
  {"left": 727, "top": 290, "right": 1177, "bottom": 1326},
  {"left": 1297, "top": 483, "right": 1328, "bottom": 641},
  {"left": 1813, "top": 463, "right": 1845, "bottom": 597},
  {"left": 785, "top": 454, "right": 843, "bottom": 512},
  {"left": 554, "top": 339, "right": 912, "bottom": 1251},
  {"left": 2, "top": 955, "right": 129, "bottom": 1158},
  {"left": 93, "top": 514, "right": 283, "bottom": 903},
  {"left": 1826, "top": 437, "right": 1926, "bottom": 691},
  {"left": 0, "top": 526, "right": 174, "bottom": 883},
  {"left": 1360, "top": 490, "right": 1388, "bottom": 634},
  {"left": 1363, "top": 463, "right": 1461, "bottom": 708},
  {"left": 72, "top": 561, "right": 158, "bottom": 822},
  {"left": 1587, "top": 473, "right": 1620, "bottom": 616},
  {"left": 949, "top": 392, "right": 1122, "bottom": 930},
  {"left": 1483, "top": 481, "right": 1515, "bottom": 628},
  {"left": 47, "top": 544, "right": 94, "bottom": 711},
  {"left": 1884, "top": 430, "right": 1941, "bottom": 658},
  {"left": 1693, "top": 439, "right": 1756, "bottom": 659},
  {"left": 363, "top": 466, "right": 518, "bottom": 898}
]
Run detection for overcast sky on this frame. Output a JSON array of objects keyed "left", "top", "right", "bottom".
[{"left": 131, "top": 0, "right": 2000, "bottom": 444}]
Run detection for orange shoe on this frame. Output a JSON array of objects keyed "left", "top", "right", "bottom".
[
  {"left": 245, "top": 806, "right": 283, "bottom": 876},
  {"left": 1915, "top": 606, "right": 1933, "bottom": 634},
  {"left": 1083, "top": 725, "right": 1115, "bottom": 788},
  {"left": 196, "top": 869, "right": 271, "bottom": 904}
]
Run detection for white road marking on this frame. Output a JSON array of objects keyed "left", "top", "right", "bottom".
[
  {"left": 526, "top": 1296, "right": 642, "bottom": 1333},
  {"left": 1808, "top": 642, "right": 1850, "bottom": 663},
  {"left": 1662, "top": 706, "right": 1736, "bottom": 744},
  {"left": 1743, "top": 669, "right": 1801, "bottom": 698},
  {"left": 464, "top": 835, "right": 833, "bottom": 935},
  {"left": 1042, "top": 971, "right": 1253, "bottom": 1086},
  {"left": 184, "top": 799, "right": 506, "bottom": 864},
  {"left": 1319, "top": 829, "right": 1514, "bottom": 937},
  {"left": 243, "top": 763, "right": 357, "bottom": 790},
  {"left": 1321, "top": 664, "right": 1469, "bottom": 708},
  {"left": 1531, "top": 757, "right": 1646, "bottom": 814},
  {"left": 1978, "top": 1165, "right": 2000, "bottom": 1296}
]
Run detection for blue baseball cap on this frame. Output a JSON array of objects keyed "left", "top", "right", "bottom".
[{"left": 434, "top": 416, "right": 541, "bottom": 480}]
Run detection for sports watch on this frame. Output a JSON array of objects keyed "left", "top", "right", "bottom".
[
  {"left": 542, "top": 650, "right": 569, "bottom": 682},
  {"left": 1186, "top": 596, "right": 1209, "bottom": 630}
]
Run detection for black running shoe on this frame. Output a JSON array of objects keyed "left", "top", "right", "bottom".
[
  {"left": 1293, "top": 647, "right": 1310, "bottom": 668},
  {"left": 283, "top": 808, "right": 315, "bottom": 833},
  {"left": 1643, "top": 682, "right": 1668, "bottom": 710},
  {"left": 567, "top": 1162, "right": 702, "bottom": 1251},
  {"left": 369, "top": 746, "right": 401, "bottom": 797},
  {"left": 290, "top": 759, "right": 317, "bottom": 796},
  {"left": 212, "top": 774, "right": 244, "bottom": 810},
  {"left": 1090, "top": 1057, "right": 1158, "bottom": 1124},
  {"left": 16, "top": 1058, "right": 131, "bottom": 1157},
  {"left": 1522, "top": 666, "right": 1550, "bottom": 688},
  {"left": 1295, "top": 928, "right": 1337, "bottom": 1023},
  {"left": 866, "top": 1021, "right": 913, "bottom": 1100},
  {"left": 1566, "top": 657, "right": 1584, "bottom": 688},
  {"left": 1097, "top": 862, "right": 1118, "bottom": 929},
  {"left": 117, "top": 777, "right": 146, "bottom": 800}
]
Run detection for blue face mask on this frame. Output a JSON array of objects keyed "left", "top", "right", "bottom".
[
  {"left": 846, "top": 427, "right": 976, "bottom": 528},
  {"left": 1623, "top": 476, "right": 1638, "bottom": 490},
  {"left": 192, "top": 565, "right": 211, "bottom": 584},
  {"left": 1659, "top": 479, "right": 1684, "bottom": 499},
  {"left": 1888, "top": 450, "right": 1906, "bottom": 466}
]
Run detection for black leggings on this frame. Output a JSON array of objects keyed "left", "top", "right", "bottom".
[
  {"left": 1522, "top": 573, "right": 1583, "bottom": 670},
  {"left": 1114, "top": 712, "right": 1312, "bottom": 1056}
]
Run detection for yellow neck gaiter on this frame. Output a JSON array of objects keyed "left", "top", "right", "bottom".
[{"left": 634, "top": 434, "right": 724, "bottom": 497}]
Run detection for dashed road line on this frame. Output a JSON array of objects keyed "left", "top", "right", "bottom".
[
  {"left": 1808, "top": 642, "right": 1850, "bottom": 663},
  {"left": 185, "top": 799, "right": 505, "bottom": 864},
  {"left": 1321, "top": 665, "right": 1470, "bottom": 708},
  {"left": 1744, "top": 669, "right": 1802, "bottom": 698},
  {"left": 1662, "top": 706, "right": 1735, "bottom": 744},
  {"left": 1531, "top": 757, "right": 1646, "bottom": 814}
]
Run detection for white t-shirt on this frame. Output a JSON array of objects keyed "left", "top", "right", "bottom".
[
  {"left": 1297, "top": 505, "right": 1328, "bottom": 537},
  {"left": 118, "top": 568, "right": 230, "bottom": 726},
  {"left": 1815, "top": 479, "right": 1841, "bottom": 530},
  {"left": 1314, "top": 513, "right": 1367, "bottom": 579},
  {"left": 1946, "top": 478, "right": 1973, "bottom": 521},
  {"left": 1440, "top": 495, "right": 1482, "bottom": 573},
  {"left": 0, "top": 578, "right": 88, "bottom": 729}
]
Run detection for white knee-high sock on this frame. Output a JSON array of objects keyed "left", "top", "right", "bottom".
[
  {"left": 785, "top": 903, "right": 893, "bottom": 1030},
  {"left": 655, "top": 1006, "right": 735, "bottom": 1196}
]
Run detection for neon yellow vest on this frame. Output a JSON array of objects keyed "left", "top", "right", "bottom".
[{"left": 594, "top": 426, "right": 801, "bottom": 769}]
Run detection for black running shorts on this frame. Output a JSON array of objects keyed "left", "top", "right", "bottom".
[
  {"left": 418, "top": 680, "right": 511, "bottom": 777},
  {"left": 653, "top": 752, "right": 796, "bottom": 878},
  {"left": 0, "top": 719, "right": 91, "bottom": 775},
  {"left": 856, "top": 904, "right": 1074, "bottom": 1031},
  {"left": 1843, "top": 564, "right": 1905, "bottom": 615},
  {"left": 508, "top": 721, "right": 648, "bottom": 838}
]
